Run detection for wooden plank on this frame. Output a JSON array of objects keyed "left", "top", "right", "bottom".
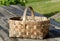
[
  {"left": 0, "top": 36, "right": 4, "bottom": 41},
  {"left": 0, "top": 30, "right": 12, "bottom": 41},
  {"left": 2, "top": 5, "right": 44, "bottom": 17},
  {"left": 0, "top": 7, "right": 16, "bottom": 19},
  {"left": 2, "top": 6, "right": 23, "bottom": 16},
  {"left": 0, "top": 5, "right": 60, "bottom": 41},
  {"left": 0, "top": 7, "right": 18, "bottom": 41}
]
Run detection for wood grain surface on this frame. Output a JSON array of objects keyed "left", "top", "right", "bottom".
[{"left": 0, "top": 5, "right": 60, "bottom": 41}]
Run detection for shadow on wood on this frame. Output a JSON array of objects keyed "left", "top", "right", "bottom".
[
  {"left": 45, "top": 25, "right": 60, "bottom": 39},
  {"left": 44, "top": 11, "right": 59, "bottom": 18}
]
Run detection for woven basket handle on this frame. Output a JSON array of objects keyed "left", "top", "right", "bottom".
[{"left": 23, "top": 6, "right": 35, "bottom": 21}]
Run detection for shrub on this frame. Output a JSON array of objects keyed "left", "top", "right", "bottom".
[{"left": 0, "top": 0, "right": 26, "bottom": 6}]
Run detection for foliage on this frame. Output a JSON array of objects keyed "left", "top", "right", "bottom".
[
  {"left": 0, "top": 0, "right": 60, "bottom": 22},
  {"left": 0, "top": 0, "right": 26, "bottom": 6}
]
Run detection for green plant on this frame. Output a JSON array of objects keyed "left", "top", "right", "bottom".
[{"left": 0, "top": 0, "right": 26, "bottom": 6}]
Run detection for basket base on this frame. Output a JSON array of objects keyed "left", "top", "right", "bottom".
[{"left": 9, "top": 37, "right": 43, "bottom": 40}]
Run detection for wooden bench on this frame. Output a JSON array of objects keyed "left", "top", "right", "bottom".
[{"left": 0, "top": 5, "right": 60, "bottom": 41}]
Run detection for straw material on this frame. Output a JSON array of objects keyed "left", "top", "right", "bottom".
[{"left": 9, "top": 7, "right": 50, "bottom": 39}]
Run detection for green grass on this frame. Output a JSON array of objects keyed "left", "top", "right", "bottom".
[
  {"left": 26, "top": 1, "right": 60, "bottom": 17},
  {"left": 26, "top": 0, "right": 50, "bottom": 3},
  {"left": 0, "top": 0, "right": 60, "bottom": 22},
  {"left": 0, "top": 0, "right": 60, "bottom": 17},
  {"left": 55, "top": 18, "right": 60, "bottom": 22}
]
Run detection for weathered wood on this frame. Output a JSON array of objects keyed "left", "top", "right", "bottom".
[{"left": 0, "top": 5, "right": 60, "bottom": 41}]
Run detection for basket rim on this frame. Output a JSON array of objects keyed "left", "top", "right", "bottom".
[{"left": 9, "top": 16, "right": 50, "bottom": 22}]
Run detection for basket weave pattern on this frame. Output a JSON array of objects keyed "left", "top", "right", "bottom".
[{"left": 9, "top": 7, "right": 50, "bottom": 39}]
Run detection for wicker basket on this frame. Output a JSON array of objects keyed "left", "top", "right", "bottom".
[{"left": 9, "top": 7, "right": 50, "bottom": 39}]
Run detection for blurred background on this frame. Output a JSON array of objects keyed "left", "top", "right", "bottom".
[{"left": 0, "top": 0, "right": 60, "bottom": 22}]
